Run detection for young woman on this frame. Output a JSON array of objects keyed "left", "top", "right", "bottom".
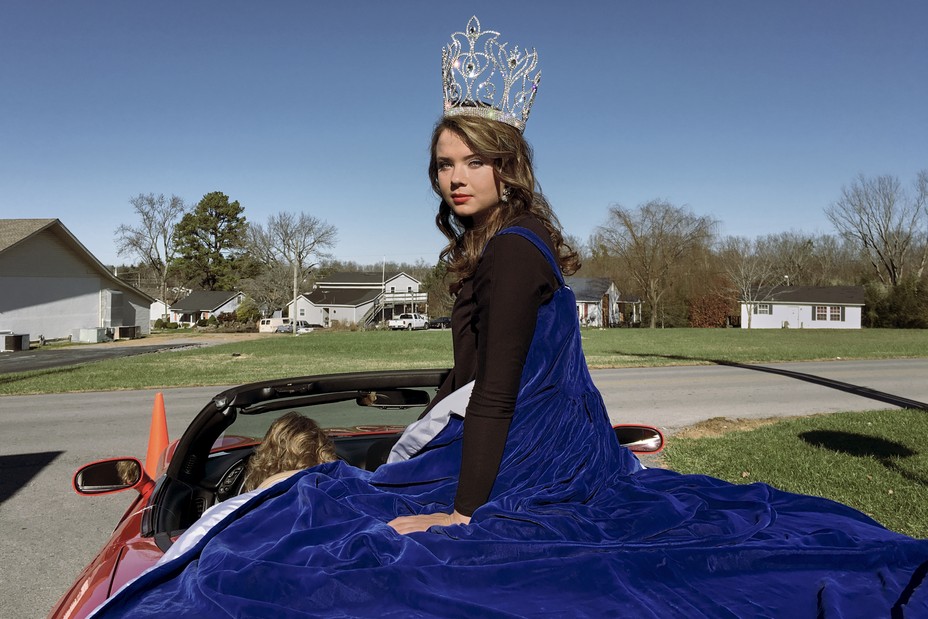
[{"left": 388, "top": 113, "right": 637, "bottom": 533}]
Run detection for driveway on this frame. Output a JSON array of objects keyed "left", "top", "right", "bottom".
[{"left": 0, "top": 333, "right": 264, "bottom": 375}]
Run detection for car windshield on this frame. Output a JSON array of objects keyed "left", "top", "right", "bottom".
[{"left": 210, "top": 385, "right": 438, "bottom": 450}]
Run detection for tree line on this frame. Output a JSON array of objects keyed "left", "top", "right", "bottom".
[
  {"left": 115, "top": 191, "right": 337, "bottom": 319},
  {"left": 580, "top": 170, "right": 928, "bottom": 328},
  {"left": 114, "top": 191, "right": 447, "bottom": 320},
  {"left": 117, "top": 170, "right": 927, "bottom": 327}
]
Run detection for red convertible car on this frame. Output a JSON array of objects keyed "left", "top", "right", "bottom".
[{"left": 47, "top": 368, "right": 663, "bottom": 619}]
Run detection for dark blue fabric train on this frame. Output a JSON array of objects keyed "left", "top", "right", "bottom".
[{"left": 92, "top": 227, "right": 928, "bottom": 618}]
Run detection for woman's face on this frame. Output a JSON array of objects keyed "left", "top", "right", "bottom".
[{"left": 435, "top": 129, "right": 502, "bottom": 224}]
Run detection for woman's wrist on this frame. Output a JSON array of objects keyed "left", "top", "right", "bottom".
[{"left": 388, "top": 509, "right": 471, "bottom": 534}]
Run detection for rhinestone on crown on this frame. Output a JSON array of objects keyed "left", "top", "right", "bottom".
[{"left": 441, "top": 16, "right": 541, "bottom": 132}]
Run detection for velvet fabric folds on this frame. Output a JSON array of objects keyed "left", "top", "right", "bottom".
[{"left": 92, "top": 228, "right": 928, "bottom": 618}]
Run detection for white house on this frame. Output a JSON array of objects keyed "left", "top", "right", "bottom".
[
  {"left": 741, "top": 286, "right": 865, "bottom": 329},
  {"left": 0, "top": 218, "right": 153, "bottom": 342},
  {"left": 150, "top": 299, "right": 170, "bottom": 324},
  {"left": 287, "top": 271, "right": 427, "bottom": 328},
  {"left": 169, "top": 291, "right": 244, "bottom": 325},
  {"left": 565, "top": 277, "right": 641, "bottom": 327}
]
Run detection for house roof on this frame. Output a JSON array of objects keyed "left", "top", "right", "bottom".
[
  {"left": 750, "top": 286, "right": 865, "bottom": 305},
  {"left": 0, "top": 218, "right": 155, "bottom": 302},
  {"left": 0, "top": 218, "right": 58, "bottom": 254},
  {"left": 318, "top": 271, "right": 419, "bottom": 286},
  {"left": 171, "top": 291, "right": 241, "bottom": 312},
  {"left": 565, "top": 277, "right": 614, "bottom": 303},
  {"left": 304, "top": 287, "right": 381, "bottom": 307}
]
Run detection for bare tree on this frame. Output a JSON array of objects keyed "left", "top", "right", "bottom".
[
  {"left": 239, "top": 260, "right": 293, "bottom": 316},
  {"left": 805, "top": 234, "right": 857, "bottom": 285},
  {"left": 115, "top": 193, "right": 188, "bottom": 314},
  {"left": 825, "top": 171, "right": 928, "bottom": 287},
  {"left": 563, "top": 233, "right": 587, "bottom": 265},
  {"left": 247, "top": 212, "right": 337, "bottom": 332},
  {"left": 749, "top": 231, "right": 862, "bottom": 287},
  {"left": 718, "top": 236, "right": 781, "bottom": 329},
  {"left": 578, "top": 234, "right": 633, "bottom": 294},
  {"left": 596, "top": 200, "right": 716, "bottom": 328},
  {"left": 756, "top": 231, "right": 815, "bottom": 286}
]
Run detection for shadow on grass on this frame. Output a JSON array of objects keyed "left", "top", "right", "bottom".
[
  {"left": 610, "top": 351, "right": 928, "bottom": 411},
  {"left": 0, "top": 451, "right": 64, "bottom": 504},
  {"left": 0, "top": 364, "right": 81, "bottom": 389},
  {"left": 799, "top": 430, "right": 928, "bottom": 487}
]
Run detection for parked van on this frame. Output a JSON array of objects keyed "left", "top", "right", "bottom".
[{"left": 257, "top": 317, "right": 289, "bottom": 333}]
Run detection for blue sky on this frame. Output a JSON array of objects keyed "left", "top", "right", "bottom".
[{"left": 2, "top": 1, "right": 926, "bottom": 268}]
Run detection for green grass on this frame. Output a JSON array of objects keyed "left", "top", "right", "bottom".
[
  {"left": 663, "top": 408, "right": 928, "bottom": 537},
  {"left": 0, "top": 330, "right": 456, "bottom": 395},
  {"left": 2, "top": 328, "right": 926, "bottom": 396},
  {"left": 579, "top": 327, "right": 928, "bottom": 367}
]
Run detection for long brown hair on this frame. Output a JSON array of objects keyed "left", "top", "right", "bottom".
[
  {"left": 429, "top": 115, "right": 579, "bottom": 293},
  {"left": 242, "top": 412, "right": 337, "bottom": 492}
]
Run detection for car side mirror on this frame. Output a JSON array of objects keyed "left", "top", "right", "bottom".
[
  {"left": 73, "top": 458, "right": 153, "bottom": 495},
  {"left": 614, "top": 425, "right": 664, "bottom": 453}
]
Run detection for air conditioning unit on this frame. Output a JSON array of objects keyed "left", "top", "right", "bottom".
[
  {"left": 75, "top": 328, "right": 107, "bottom": 343},
  {"left": 115, "top": 325, "right": 140, "bottom": 339},
  {"left": 1, "top": 333, "right": 29, "bottom": 352}
]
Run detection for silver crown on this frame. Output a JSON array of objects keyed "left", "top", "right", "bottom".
[{"left": 442, "top": 16, "right": 541, "bottom": 132}]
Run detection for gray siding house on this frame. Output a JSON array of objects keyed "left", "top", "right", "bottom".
[
  {"left": 288, "top": 271, "right": 427, "bottom": 328},
  {"left": 0, "top": 219, "right": 153, "bottom": 342}
]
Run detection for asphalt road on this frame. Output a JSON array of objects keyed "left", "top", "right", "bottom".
[
  {"left": 2, "top": 359, "right": 927, "bottom": 618},
  {"left": 0, "top": 341, "right": 207, "bottom": 375},
  {"left": 595, "top": 358, "right": 928, "bottom": 431}
]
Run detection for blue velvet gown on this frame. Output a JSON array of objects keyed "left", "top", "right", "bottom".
[{"left": 93, "top": 228, "right": 928, "bottom": 618}]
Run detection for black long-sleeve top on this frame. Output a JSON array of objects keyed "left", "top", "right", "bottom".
[{"left": 431, "top": 215, "right": 560, "bottom": 516}]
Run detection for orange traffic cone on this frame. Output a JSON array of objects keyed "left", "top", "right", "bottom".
[{"left": 144, "top": 392, "right": 169, "bottom": 478}]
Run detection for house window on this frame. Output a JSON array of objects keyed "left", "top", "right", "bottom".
[
  {"left": 299, "top": 309, "right": 305, "bottom": 316},
  {"left": 814, "top": 306, "right": 844, "bottom": 321},
  {"left": 753, "top": 304, "right": 772, "bottom": 315}
]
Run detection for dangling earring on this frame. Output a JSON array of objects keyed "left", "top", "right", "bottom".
[{"left": 500, "top": 186, "right": 510, "bottom": 204}]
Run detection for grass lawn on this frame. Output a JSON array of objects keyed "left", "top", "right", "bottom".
[
  {"left": 2, "top": 327, "right": 927, "bottom": 396},
  {"left": 579, "top": 326, "right": 928, "bottom": 367},
  {"left": 0, "top": 330, "right": 455, "bottom": 395},
  {"left": 663, "top": 408, "right": 928, "bottom": 538}
]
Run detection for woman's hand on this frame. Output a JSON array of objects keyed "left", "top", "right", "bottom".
[{"left": 388, "top": 510, "right": 471, "bottom": 534}]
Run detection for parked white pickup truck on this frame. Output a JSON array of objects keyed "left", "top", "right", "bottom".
[{"left": 388, "top": 313, "right": 429, "bottom": 330}]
